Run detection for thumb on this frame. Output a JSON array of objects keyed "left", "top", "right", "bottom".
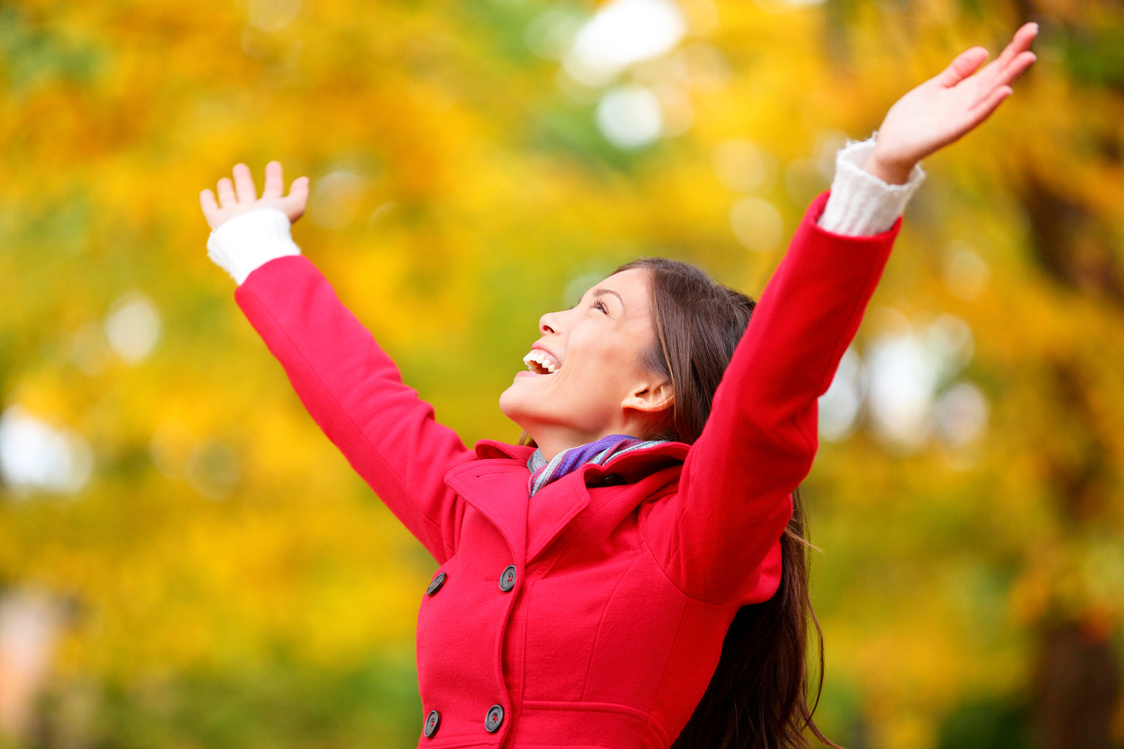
[
  {"left": 283, "top": 176, "right": 310, "bottom": 222},
  {"left": 934, "top": 46, "right": 988, "bottom": 88}
]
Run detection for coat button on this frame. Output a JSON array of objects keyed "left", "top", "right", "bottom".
[
  {"left": 423, "top": 709, "right": 441, "bottom": 738},
  {"left": 498, "top": 565, "right": 517, "bottom": 592},
  {"left": 426, "top": 571, "right": 447, "bottom": 596},
  {"left": 600, "top": 473, "right": 625, "bottom": 486},
  {"left": 484, "top": 704, "right": 504, "bottom": 733}
]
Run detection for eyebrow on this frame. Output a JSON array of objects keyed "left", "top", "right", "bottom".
[{"left": 591, "top": 287, "right": 625, "bottom": 310}]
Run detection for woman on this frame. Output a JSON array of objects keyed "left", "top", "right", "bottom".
[{"left": 199, "top": 25, "right": 1037, "bottom": 749}]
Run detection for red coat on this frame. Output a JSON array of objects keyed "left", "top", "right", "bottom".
[{"left": 234, "top": 192, "right": 899, "bottom": 748}]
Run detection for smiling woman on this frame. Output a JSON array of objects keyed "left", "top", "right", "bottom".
[
  {"left": 499, "top": 268, "right": 671, "bottom": 459},
  {"left": 199, "top": 23, "right": 1037, "bottom": 749}
]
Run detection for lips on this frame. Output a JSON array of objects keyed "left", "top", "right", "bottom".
[{"left": 522, "top": 346, "right": 562, "bottom": 375}]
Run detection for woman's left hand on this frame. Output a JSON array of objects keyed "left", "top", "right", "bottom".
[{"left": 865, "top": 22, "right": 1039, "bottom": 184}]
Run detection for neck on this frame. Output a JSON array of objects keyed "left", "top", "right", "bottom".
[{"left": 530, "top": 428, "right": 638, "bottom": 462}]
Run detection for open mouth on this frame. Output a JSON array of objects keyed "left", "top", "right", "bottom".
[{"left": 522, "top": 349, "right": 561, "bottom": 375}]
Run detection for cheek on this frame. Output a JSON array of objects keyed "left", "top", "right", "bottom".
[
  {"left": 562, "top": 345, "right": 618, "bottom": 388},
  {"left": 568, "top": 345, "right": 647, "bottom": 400}
]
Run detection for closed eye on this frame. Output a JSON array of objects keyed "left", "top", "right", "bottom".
[{"left": 594, "top": 299, "right": 609, "bottom": 314}]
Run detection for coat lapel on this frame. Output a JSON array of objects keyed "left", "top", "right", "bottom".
[
  {"left": 441, "top": 460, "right": 594, "bottom": 566},
  {"left": 446, "top": 439, "right": 688, "bottom": 566},
  {"left": 469, "top": 439, "right": 597, "bottom": 564},
  {"left": 526, "top": 473, "right": 592, "bottom": 564},
  {"left": 443, "top": 460, "right": 530, "bottom": 562}
]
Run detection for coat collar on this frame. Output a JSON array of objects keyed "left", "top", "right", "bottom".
[
  {"left": 444, "top": 439, "right": 690, "bottom": 564},
  {"left": 473, "top": 439, "right": 535, "bottom": 462},
  {"left": 472, "top": 438, "right": 690, "bottom": 466}
]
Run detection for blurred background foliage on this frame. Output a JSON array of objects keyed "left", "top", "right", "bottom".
[{"left": 0, "top": 0, "right": 1121, "bottom": 746}]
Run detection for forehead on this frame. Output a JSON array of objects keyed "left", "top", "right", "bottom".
[{"left": 586, "top": 268, "right": 650, "bottom": 299}]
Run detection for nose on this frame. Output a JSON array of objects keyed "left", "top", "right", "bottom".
[{"left": 539, "top": 311, "right": 558, "bottom": 335}]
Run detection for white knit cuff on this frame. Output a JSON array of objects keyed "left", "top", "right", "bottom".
[
  {"left": 206, "top": 208, "right": 301, "bottom": 285},
  {"left": 817, "top": 135, "right": 926, "bottom": 237}
]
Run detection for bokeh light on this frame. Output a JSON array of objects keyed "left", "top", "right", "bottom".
[{"left": 0, "top": 1, "right": 1121, "bottom": 747}]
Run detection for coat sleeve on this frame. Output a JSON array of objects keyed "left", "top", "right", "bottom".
[
  {"left": 639, "top": 191, "right": 899, "bottom": 604},
  {"left": 234, "top": 255, "right": 473, "bottom": 564}
]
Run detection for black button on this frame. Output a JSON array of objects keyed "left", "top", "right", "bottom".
[
  {"left": 484, "top": 704, "right": 504, "bottom": 733},
  {"left": 426, "top": 571, "right": 447, "bottom": 596},
  {"left": 600, "top": 473, "right": 625, "bottom": 486},
  {"left": 498, "top": 565, "right": 517, "bottom": 592},
  {"left": 423, "top": 709, "right": 440, "bottom": 738}
]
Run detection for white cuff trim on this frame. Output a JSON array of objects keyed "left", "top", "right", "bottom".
[
  {"left": 817, "top": 135, "right": 926, "bottom": 237},
  {"left": 206, "top": 208, "right": 301, "bottom": 285}
]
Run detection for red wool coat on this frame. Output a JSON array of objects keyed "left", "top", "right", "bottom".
[{"left": 234, "top": 192, "right": 900, "bottom": 748}]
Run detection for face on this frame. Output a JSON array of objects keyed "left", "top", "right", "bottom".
[{"left": 499, "top": 268, "right": 667, "bottom": 454}]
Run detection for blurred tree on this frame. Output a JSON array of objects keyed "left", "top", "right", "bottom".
[
  {"left": 808, "top": 0, "right": 1124, "bottom": 746},
  {"left": 0, "top": 0, "right": 1121, "bottom": 747}
]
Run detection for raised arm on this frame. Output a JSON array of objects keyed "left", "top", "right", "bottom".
[
  {"left": 642, "top": 24, "right": 1038, "bottom": 604},
  {"left": 201, "top": 165, "right": 474, "bottom": 564}
]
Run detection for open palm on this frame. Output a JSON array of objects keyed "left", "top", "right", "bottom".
[
  {"left": 200, "top": 161, "right": 309, "bottom": 230},
  {"left": 868, "top": 22, "right": 1038, "bottom": 183}
]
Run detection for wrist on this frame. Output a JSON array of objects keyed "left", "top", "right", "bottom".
[
  {"left": 207, "top": 207, "right": 301, "bottom": 285},
  {"left": 863, "top": 150, "right": 915, "bottom": 186},
  {"left": 817, "top": 135, "right": 926, "bottom": 236}
]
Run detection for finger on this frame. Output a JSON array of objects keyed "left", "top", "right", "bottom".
[
  {"left": 969, "top": 50, "right": 1035, "bottom": 108},
  {"left": 967, "top": 85, "right": 1014, "bottom": 124},
  {"left": 956, "top": 23, "right": 1038, "bottom": 92},
  {"left": 998, "top": 50, "right": 1037, "bottom": 87},
  {"left": 217, "top": 177, "right": 237, "bottom": 209},
  {"left": 288, "top": 175, "right": 309, "bottom": 200},
  {"left": 263, "top": 161, "right": 284, "bottom": 200},
  {"left": 1010, "top": 21, "right": 1039, "bottom": 52},
  {"left": 232, "top": 163, "right": 258, "bottom": 203},
  {"left": 991, "top": 23, "right": 1036, "bottom": 72},
  {"left": 992, "top": 22, "right": 1038, "bottom": 64},
  {"left": 283, "top": 176, "right": 310, "bottom": 222},
  {"left": 200, "top": 188, "right": 220, "bottom": 222},
  {"left": 935, "top": 47, "right": 988, "bottom": 88},
  {"left": 937, "top": 85, "right": 1012, "bottom": 154}
]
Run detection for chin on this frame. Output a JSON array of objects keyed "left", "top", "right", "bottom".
[
  {"left": 497, "top": 385, "right": 523, "bottom": 424},
  {"left": 498, "top": 385, "right": 545, "bottom": 438}
]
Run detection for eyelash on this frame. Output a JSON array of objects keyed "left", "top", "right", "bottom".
[{"left": 593, "top": 299, "right": 609, "bottom": 314}]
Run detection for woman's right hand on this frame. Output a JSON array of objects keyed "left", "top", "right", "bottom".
[{"left": 200, "top": 161, "right": 310, "bottom": 230}]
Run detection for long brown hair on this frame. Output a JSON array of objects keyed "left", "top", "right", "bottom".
[{"left": 615, "top": 258, "right": 838, "bottom": 749}]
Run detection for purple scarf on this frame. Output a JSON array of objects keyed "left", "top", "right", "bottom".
[{"left": 527, "top": 434, "right": 667, "bottom": 497}]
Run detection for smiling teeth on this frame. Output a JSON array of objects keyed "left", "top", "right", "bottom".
[{"left": 523, "top": 350, "right": 560, "bottom": 374}]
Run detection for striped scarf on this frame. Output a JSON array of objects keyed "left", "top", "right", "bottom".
[{"left": 526, "top": 434, "right": 667, "bottom": 497}]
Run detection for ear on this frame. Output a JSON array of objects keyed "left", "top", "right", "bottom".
[{"left": 621, "top": 380, "right": 674, "bottom": 416}]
